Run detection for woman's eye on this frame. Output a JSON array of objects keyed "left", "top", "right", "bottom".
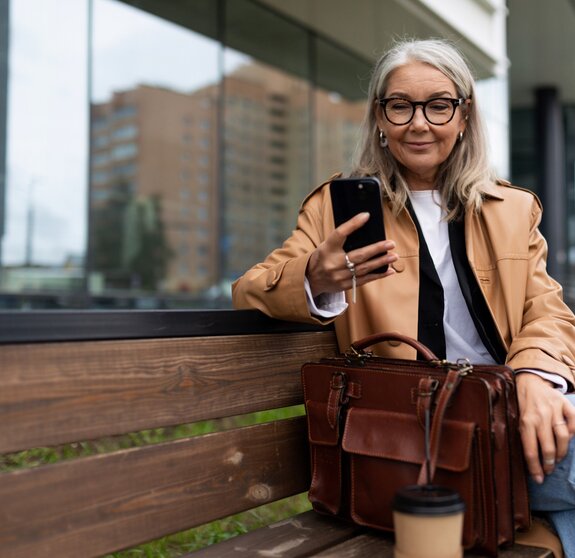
[
  {"left": 390, "top": 101, "right": 411, "bottom": 111},
  {"left": 428, "top": 101, "right": 450, "bottom": 112}
]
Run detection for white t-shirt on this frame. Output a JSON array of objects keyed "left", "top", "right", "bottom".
[{"left": 407, "top": 190, "right": 496, "bottom": 364}]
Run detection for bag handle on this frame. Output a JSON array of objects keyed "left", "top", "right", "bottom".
[{"left": 350, "top": 332, "right": 438, "bottom": 361}]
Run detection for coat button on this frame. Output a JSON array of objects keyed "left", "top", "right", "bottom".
[{"left": 392, "top": 260, "right": 405, "bottom": 273}]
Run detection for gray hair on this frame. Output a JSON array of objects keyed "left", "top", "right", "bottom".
[{"left": 352, "top": 38, "right": 495, "bottom": 219}]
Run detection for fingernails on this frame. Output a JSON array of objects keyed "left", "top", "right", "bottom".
[{"left": 533, "top": 475, "right": 544, "bottom": 484}]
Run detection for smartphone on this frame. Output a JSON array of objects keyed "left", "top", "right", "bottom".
[{"left": 330, "top": 176, "right": 388, "bottom": 273}]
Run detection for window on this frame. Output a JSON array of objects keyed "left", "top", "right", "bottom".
[
  {"left": 113, "top": 105, "right": 137, "bottom": 120},
  {"left": 92, "top": 153, "right": 110, "bottom": 167},
  {"left": 1, "top": 0, "right": 371, "bottom": 311},
  {"left": 111, "top": 143, "right": 137, "bottom": 160},
  {"left": 112, "top": 124, "right": 137, "bottom": 141}
]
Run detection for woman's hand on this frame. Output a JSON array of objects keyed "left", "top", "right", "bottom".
[
  {"left": 516, "top": 372, "right": 575, "bottom": 483},
  {"left": 306, "top": 212, "right": 398, "bottom": 298}
]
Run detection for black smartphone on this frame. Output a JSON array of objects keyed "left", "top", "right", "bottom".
[{"left": 330, "top": 176, "right": 388, "bottom": 273}]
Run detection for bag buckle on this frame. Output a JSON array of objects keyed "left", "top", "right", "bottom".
[
  {"left": 418, "top": 378, "right": 439, "bottom": 397},
  {"left": 344, "top": 346, "right": 373, "bottom": 366},
  {"left": 327, "top": 371, "right": 348, "bottom": 430},
  {"left": 430, "top": 358, "right": 473, "bottom": 377},
  {"left": 330, "top": 371, "right": 349, "bottom": 404}
]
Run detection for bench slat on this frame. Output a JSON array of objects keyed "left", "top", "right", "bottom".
[
  {"left": 0, "top": 330, "right": 337, "bottom": 452},
  {"left": 189, "top": 510, "right": 362, "bottom": 558},
  {"left": 314, "top": 533, "right": 553, "bottom": 557},
  {"left": 191, "top": 511, "right": 552, "bottom": 558},
  {"left": 0, "top": 417, "right": 310, "bottom": 558}
]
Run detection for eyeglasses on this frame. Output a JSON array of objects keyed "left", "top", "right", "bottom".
[{"left": 378, "top": 97, "right": 465, "bottom": 126}]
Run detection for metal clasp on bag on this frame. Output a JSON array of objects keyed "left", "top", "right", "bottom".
[
  {"left": 344, "top": 345, "right": 373, "bottom": 366},
  {"left": 430, "top": 357, "right": 473, "bottom": 377}
]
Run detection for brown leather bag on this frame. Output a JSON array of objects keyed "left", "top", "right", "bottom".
[{"left": 301, "top": 332, "right": 530, "bottom": 557}]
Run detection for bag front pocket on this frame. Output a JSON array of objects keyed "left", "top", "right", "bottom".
[{"left": 342, "top": 407, "right": 483, "bottom": 548}]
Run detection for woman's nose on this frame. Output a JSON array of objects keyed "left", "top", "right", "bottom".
[{"left": 410, "top": 105, "right": 429, "bottom": 129}]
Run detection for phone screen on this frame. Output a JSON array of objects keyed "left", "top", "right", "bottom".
[{"left": 330, "top": 177, "right": 388, "bottom": 273}]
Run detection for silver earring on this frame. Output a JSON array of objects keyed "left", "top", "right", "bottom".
[
  {"left": 458, "top": 131, "right": 464, "bottom": 142},
  {"left": 379, "top": 130, "right": 388, "bottom": 148}
]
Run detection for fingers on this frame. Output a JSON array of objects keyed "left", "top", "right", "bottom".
[
  {"left": 553, "top": 420, "right": 571, "bottom": 462},
  {"left": 520, "top": 423, "right": 546, "bottom": 484},
  {"left": 348, "top": 242, "right": 398, "bottom": 276},
  {"left": 307, "top": 211, "right": 399, "bottom": 297},
  {"left": 516, "top": 373, "right": 575, "bottom": 483},
  {"left": 555, "top": 399, "right": 575, "bottom": 461},
  {"left": 340, "top": 248, "right": 399, "bottom": 289},
  {"left": 327, "top": 211, "right": 397, "bottom": 274},
  {"left": 327, "top": 212, "right": 371, "bottom": 249}
]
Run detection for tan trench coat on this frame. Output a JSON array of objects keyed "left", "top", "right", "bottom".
[{"left": 232, "top": 177, "right": 575, "bottom": 386}]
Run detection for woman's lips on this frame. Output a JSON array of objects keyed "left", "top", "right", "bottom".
[{"left": 405, "top": 141, "right": 434, "bottom": 150}]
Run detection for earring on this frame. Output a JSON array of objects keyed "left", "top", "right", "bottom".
[
  {"left": 458, "top": 131, "right": 463, "bottom": 142},
  {"left": 379, "top": 130, "right": 388, "bottom": 148}
]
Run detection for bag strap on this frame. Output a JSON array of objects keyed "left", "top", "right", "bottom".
[{"left": 417, "top": 367, "right": 465, "bottom": 485}]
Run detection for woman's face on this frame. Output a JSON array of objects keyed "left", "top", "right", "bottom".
[{"left": 375, "top": 61, "right": 468, "bottom": 189}]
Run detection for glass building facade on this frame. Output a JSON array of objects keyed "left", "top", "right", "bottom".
[
  {"left": 0, "top": 0, "right": 372, "bottom": 309},
  {"left": 510, "top": 104, "right": 575, "bottom": 287},
  {"left": 0, "top": 0, "right": 511, "bottom": 310}
]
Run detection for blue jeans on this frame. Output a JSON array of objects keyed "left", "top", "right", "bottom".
[{"left": 529, "top": 394, "right": 575, "bottom": 558}]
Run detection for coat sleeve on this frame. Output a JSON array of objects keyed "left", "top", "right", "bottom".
[
  {"left": 506, "top": 197, "right": 575, "bottom": 388},
  {"left": 231, "top": 185, "right": 336, "bottom": 324}
]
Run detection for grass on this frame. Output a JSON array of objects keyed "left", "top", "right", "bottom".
[
  {"left": 1, "top": 405, "right": 304, "bottom": 473},
  {"left": 105, "top": 493, "right": 311, "bottom": 557},
  {"left": 1, "top": 406, "right": 311, "bottom": 557}
]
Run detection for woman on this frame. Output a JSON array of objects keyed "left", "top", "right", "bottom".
[{"left": 232, "top": 38, "right": 575, "bottom": 554}]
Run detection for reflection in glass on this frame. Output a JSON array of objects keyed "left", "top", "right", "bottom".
[
  {"left": 1, "top": 0, "right": 373, "bottom": 310},
  {"left": 90, "top": 0, "right": 220, "bottom": 299},
  {"left": 1, "top": 0, "right": 88, "bottom": 305},
  {"left": 314, "top": 39, "right": 369, "bottom": 183},
  {"left": 221, "top": 51, "right": 312, "bottom": 281}
]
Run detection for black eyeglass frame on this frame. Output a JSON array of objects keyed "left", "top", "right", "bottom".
[{"left": 378, "top": 97, "right": 466, "bottom": 126}]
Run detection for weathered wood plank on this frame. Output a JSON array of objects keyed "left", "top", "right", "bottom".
[
  {"left": 189, "top": 510, "right": 363, "bottom": 558},
  {"left": 188, "top": 511, "right": 552, "bottom": 558},
  {"left": 312, "top": 532, "right": 393, "bottom": 557},
  {"left": 0, "top": 330, "right": 338, "bottom": 452},
  {"left": 0, "top": 417, "right": 310, "bottom": 558},
  {"left": 469, "top": 546, "right": 553, "bottom": 557},
  {"left": 313, "top": 531, "right": 553, "bottom": 557}
]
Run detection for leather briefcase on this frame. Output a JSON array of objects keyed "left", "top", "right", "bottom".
[{"left": 301, "top": 332, "right": 530, "bottom": 557}]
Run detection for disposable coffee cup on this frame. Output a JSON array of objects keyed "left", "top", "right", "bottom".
[{"left": 393, "top": 485, "right": 465, "bottom": 558}]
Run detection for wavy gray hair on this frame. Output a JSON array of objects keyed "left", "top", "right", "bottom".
[{"left": 352, "top": 38, "right": 495, "bottom": 219}]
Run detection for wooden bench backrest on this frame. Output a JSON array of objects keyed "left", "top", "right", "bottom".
[{"left": 0, "top": 321, "right": 338, "bottom": 558}]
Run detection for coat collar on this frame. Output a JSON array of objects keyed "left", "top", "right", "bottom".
[{"left": 480, "top": 180, "right": 506, "bottom": 201}]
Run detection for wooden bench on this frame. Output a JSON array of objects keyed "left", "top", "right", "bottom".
[{"left": 0, "top": 309, "right": 552, "bottom": 557}]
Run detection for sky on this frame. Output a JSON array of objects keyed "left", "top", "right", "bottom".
[{"left": 2, "top": 0, "right": 246, "bottom": 266}]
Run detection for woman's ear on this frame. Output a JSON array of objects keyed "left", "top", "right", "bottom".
[
  {"left": 462, "top": 98, "right": 472, "bottom": 124},
  {"left": 374, "top": 99, "right": 386, "bottom": 131},
  {"left": 458, "top": 99, "right": 471, "bottom": 135}
]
